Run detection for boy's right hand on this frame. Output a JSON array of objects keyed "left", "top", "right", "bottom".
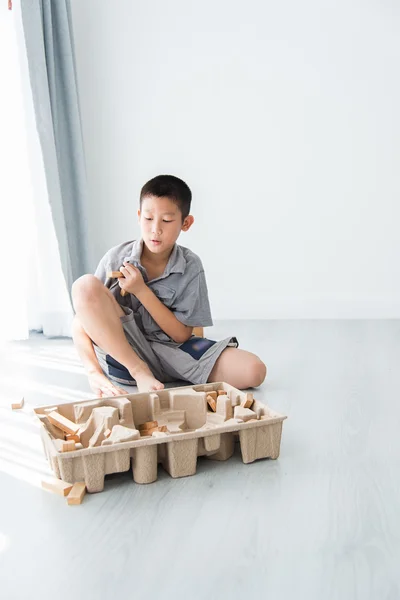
[{"left": 87, "top": 371, "right": 127, "bottom": 398}]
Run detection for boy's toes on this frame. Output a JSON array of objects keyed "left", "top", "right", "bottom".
[{"left": 153, "top": 382, "right": 165, "bottom": 391}]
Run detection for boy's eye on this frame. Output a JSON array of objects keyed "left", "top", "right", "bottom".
[{"left": 144, "top": 217, "right": 173, "bottom": 223}]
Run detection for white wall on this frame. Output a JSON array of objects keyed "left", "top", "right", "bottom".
[{"left": 70, "top": 0, "right": 400, "bottom": 319}]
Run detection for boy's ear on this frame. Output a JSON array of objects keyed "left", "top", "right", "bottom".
[
  {"left": 137, "top": 208, "right": 141, "bottom": 221},
  {"left": 181, "top": 215, "right": 194, "bottom": 232}
]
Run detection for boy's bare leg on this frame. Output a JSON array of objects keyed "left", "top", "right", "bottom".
[
  {"left": 207, "top": 348, "right": 267, "bottom": 389},
  {"left": 72, "top": 315, "right": 128, "bottom": 397},
  {"left": 72, "top": 275, "right": 164, "bottom": 392}
]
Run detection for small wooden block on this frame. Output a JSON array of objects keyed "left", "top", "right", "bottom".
[
  {"left": 207, "top": 395, "right": 217, "bottom": 412},
  {"left": 67, "top": 482, "right": 86, "bottom": 506},
  {"left": 104, "top": 429, "right": 111, "bottom": 438},
  {"left": 138, "top": 421, "right": 158, "bottom": 431},
  {"left": 65, "top": 434, "right": 80, "bottom": 443},
  {"left": 11, "top": 397, "right": 24, "bottom": 410},
  {"left": 240, "top": 392, "right": 254, "bottom": 409},
  {"left": 147, "top": 427, "right": 160, "bottom": 435},
  {"left": 106, "top": 271, "right": 127, "bottom": 295},
  {"left": 107, "top": 271, "right": 124, "bottom": 278},
  {"left": 140, "top": 426, "right": 159, "bottom": 436},
  {"left": 42, "top": 479, "right": 73, "bottom": 497},
  {"left": 47, "top": 411, "right": 80, "bottom": 435},
  {"left": 158, "top": 425, "right": 168, "bottom": 432},
  {"left": 217, "top": 390, "right": 227, "bottom": 396},
  {"left": 207, "top": 391, "right": 217, "bottom": 401},
  {"left": 61, "top": 441, "right": 76, "bottom": 452}
]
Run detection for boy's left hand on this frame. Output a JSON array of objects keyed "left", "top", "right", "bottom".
[{"left": 119, "top": 262, "right": 146, "bottom": 295}]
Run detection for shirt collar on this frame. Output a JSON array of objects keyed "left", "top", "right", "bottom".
[{"left": 126, "top": 238, "right": 186, "bottom": 278}]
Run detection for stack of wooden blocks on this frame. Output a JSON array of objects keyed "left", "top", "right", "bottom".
[
  {"left": 41, "top": 410, "right": 87, "bottom": 505},
  {"left": 138, "top": 421, "right": 168, "bottom": 436}
]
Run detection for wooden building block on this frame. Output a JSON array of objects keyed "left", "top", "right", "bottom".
[
  {"left": 106, "top": 270, "right": 127, "bottom": 296},
  {"left": 241, "top": 392, "right": 254, "bottom": 409},
  {"left": 207, "top": 395, "right": 217, "bottom": 412},
  {"left": 158, "top": 425, "right": 168, "bottom": 432},
  {"left": 65, "top": 434, "right": 80, "bottom": 443},
  {"left": 193, "top": 327, "right": 204, "bottom": 338},
  {"left": 207, "top": 391, "right": 217, "bottom": 401},
  {"left": 106, "top": 271, "right": 124, "bottom": 278},
  {"left": 47, "top": 411, "right": 80, "bottom": 435},
  {"left": 61, "top": 441, "right": 76, "bottom": 452},
  {"left": 104, "top": 428, "right": 111, "bottom": 438},
  {"left": 11, "top": 397, "right": 24, "bottom": 410},
  {"left": 138, "top": 421, "right": 158, "bottom": 431},
  {"left": 140, "top": 426, "right": 159, "bottom": 436},
  {"left": 217, "top": 390, "right": 227, "bottom": 396},
  {"left": 42, "top": 479, "right": 73, "bottom": 497},
  {"left": 67, "top": 482, "right": 86, "bottom": 505}
]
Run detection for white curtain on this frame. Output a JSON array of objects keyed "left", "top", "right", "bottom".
[{"left": 0, "top": 3, "right": 73, "bottom": 343}]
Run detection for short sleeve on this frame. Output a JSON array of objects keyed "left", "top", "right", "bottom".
[{"left": 173, "top": 270, "right": 213, "bottom": 327}]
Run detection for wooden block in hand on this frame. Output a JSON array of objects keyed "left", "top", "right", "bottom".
[
  {"left": 42, "top": 479, "right": 73, "bottom": 497},
  {"left": 207, "top": 395, "right": 217, "bottom": 412},
  {"left": 106, "top": 270, "right": 127, "bottom": 295},
  {"left": 11, "top": 397, "right": 24, "bottom": 410},
  {"left": 107, "top": 271, "right": 124, "bottom": 278},
  {"left": 47, "top": 411, "right": 80, "bottom": 435},
  {"left": 240, "top": 392, "right": 254, "bottom": 409},
  {"left": 67, "top": 482, "right": 86, "bottom": 505}
]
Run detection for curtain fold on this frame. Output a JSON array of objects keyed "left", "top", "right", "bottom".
[{"left": 20, "top": 0, "right": 89, "bottom": 293}]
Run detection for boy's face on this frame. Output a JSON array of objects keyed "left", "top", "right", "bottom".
[{"left": 138, "top": 195, "right": 194, "bottom": 255}]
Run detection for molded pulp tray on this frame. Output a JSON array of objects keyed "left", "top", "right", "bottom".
[{"left": 34, "top": 382, "right": 287, "bottom": 492}]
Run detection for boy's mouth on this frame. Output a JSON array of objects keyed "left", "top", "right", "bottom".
[{"left": 150, "top": 239, "right": 161, "bottom": 245}]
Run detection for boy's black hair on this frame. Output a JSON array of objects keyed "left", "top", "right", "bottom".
[{"left": 140, "top": 175, "right": 192, "bottom": 220}]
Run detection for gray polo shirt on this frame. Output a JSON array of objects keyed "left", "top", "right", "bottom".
[{"left": 94, "top": 238, "right": 213, "bottom": 344}]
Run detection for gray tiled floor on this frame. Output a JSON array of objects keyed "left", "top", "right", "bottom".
[{"left": 0, "top": 321, "right": 399, "bottom": 600}]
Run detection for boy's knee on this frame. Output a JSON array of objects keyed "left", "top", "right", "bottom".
[
  {"left": 249, "top": 359, "right": 267, "bottom": 387},
  {"left": 71, "top": 274, "right": 102, "bottom": 306}
]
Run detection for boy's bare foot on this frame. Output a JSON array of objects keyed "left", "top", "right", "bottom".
[
  {"left": 132, "top": 366, "right": 164, "bottom": 392},
  {"left": 88, "top": 372, "right": 127, "bottom": 398}
]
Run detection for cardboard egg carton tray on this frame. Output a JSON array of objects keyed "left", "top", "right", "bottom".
[{"left": 34, "top": 382, "right": 287, "bottom": 493}]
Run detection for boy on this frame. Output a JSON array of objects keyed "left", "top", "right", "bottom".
[{"left": 72, "top": 175, "right": 267, "bottom": 396}]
